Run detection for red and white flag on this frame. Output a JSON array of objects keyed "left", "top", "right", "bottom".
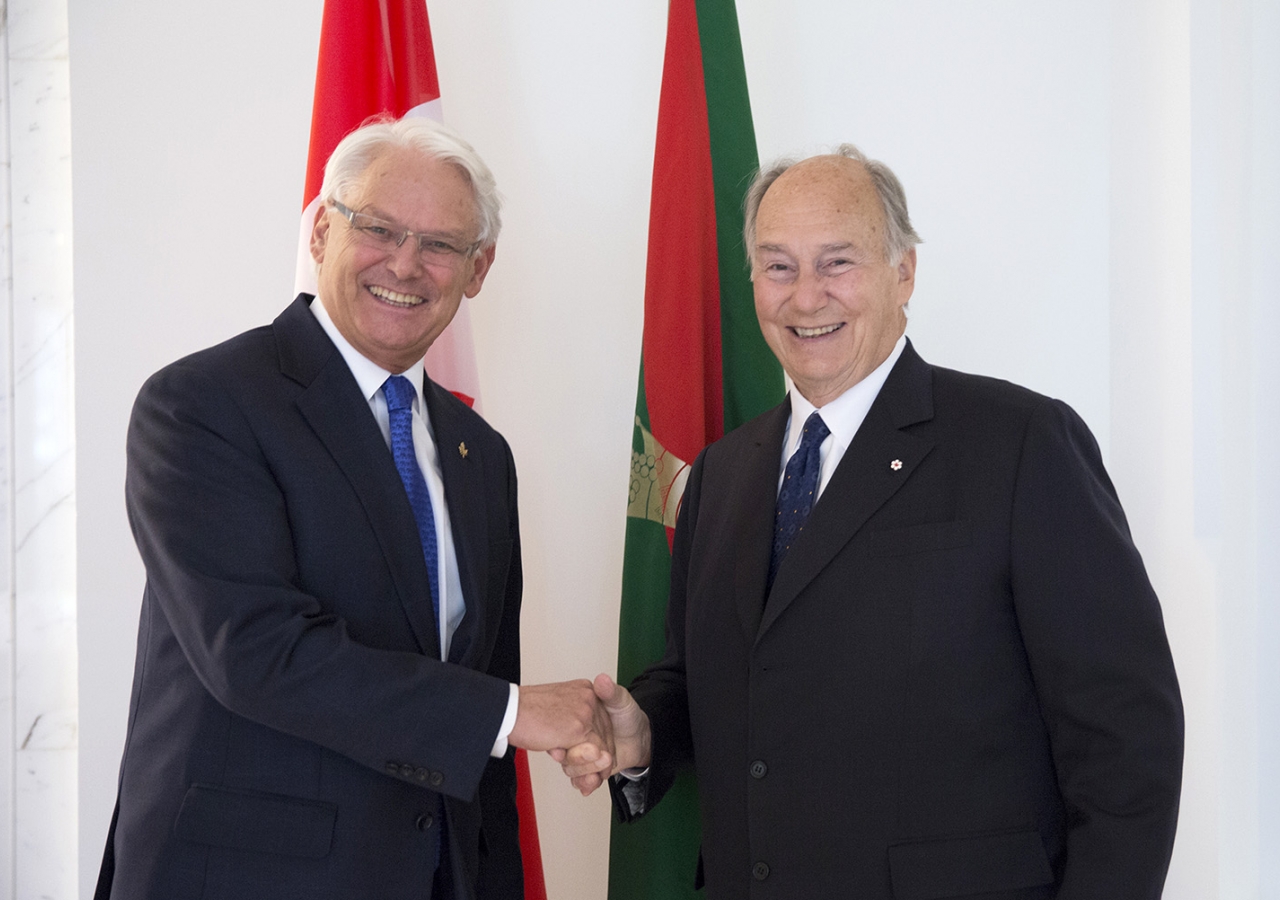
[{"left": 298, "top": 3, "right": 546, "bottom": 896}]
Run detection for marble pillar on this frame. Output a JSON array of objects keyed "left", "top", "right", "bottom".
[{"left": 1, "top": 0, "right": 79, "bottom": 897}]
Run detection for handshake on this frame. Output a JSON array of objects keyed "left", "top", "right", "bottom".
[{"left": 508, "top": 674, "right": 652, "bottom": 796}]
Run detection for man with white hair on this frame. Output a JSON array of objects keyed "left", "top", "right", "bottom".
[
  {"left": 96, "top": 117, "right": 611, "bottom": 900},
  {"left": 566, "top": 146, "right": 1184, "bottom": 899}
]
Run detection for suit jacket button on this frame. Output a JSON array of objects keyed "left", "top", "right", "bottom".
[
  {"left": 415, "top": 767, "right": 430, "bottom": 782},
  {"left": 415, "top": 814, "right": 434, "bottom": 832},
  {"left": 749, "top": 760, "right": 768, "bottom": 779},
  {"left": 400, "top": 764, "right": 415, "bottom": 779},
  {"left": 385, "top": 762, "right": 400, "bottom": 775},
  {"left": 430, "top": 771, "right": 445, "bottom": 787},
  {"left": 752, "top": 862, "right": 770, "bottom": 881}
]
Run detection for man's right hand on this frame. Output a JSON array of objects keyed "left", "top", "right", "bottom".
[
  {"left": 508, "top": 680, "right": 615, "bottom": 774},
  {"left": 556, "top": 673, "right": 651, "bottom": 796}
]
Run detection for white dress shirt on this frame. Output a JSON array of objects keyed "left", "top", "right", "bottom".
[
  {"left": 311, "top": 298, "right": 518, "bottom": 757},
  {"left": 778, "top": 334, "right": 907, "bottom": 498}
]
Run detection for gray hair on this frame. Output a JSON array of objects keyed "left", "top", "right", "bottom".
[
  {"left": 743, "top": 143, "right": 921, "bottom": 266},
  {"left": 320, "top": 116, "right": 502, "bottom": 250}
]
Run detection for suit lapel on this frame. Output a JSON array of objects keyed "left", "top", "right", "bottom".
[
  {"left": 423, "top": 379, "right": 489, "bottom": 667},
  {"left": 731, "top": 404, "right": 790, "bottom": 642},
  {"left": 276, "top": 296, "right": 442, "bottom": 658},
  {"left": 760, "top": 342, "right": 936, "bottom": 639}
]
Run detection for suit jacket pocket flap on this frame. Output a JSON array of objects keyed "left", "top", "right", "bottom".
[
  {"left": 175, "top": 783, "right": 337, "bottom": 859},
  {"left": 888, "top": 829, "right": 1052, "bottom": 900}
]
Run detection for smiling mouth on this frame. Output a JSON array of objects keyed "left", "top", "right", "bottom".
[
  {"left": 368, "top": 285, "right": 427, "bottom": 308},
  {"left": 792, "top": 323, "right": 843, "bottom": 338}
]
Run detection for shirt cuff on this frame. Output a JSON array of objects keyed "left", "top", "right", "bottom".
[
  {"left": 614, "top": 769, "right": 649, "bottom": 817},
  {"left": 490, "top": 683, "right": 519, "bottom": 758}
]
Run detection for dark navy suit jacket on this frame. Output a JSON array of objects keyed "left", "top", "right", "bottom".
[
  {"left": 97, "top": 295, "right": 523, "bottom": 900},
  {"left": 617, "top": 341, "right": 1183, "bottom": 899}
]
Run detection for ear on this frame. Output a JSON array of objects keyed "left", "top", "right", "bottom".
[
  {"left": 895, "top": 247, "right": 917, "bottom": 306},
  {"left": 309, "top": 203, "right": 331, "bottom": 265},
  {"left": 463, "top": 243, "right": 497, "bottom": 298}
]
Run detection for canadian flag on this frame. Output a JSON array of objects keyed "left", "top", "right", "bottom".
[{"left": 297, "top": 2, "right": 546, "bottom": 896}]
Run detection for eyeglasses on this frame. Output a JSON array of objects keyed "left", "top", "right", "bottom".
[{"left": 329, "top": 200, "right": 481, "bottom": 265}]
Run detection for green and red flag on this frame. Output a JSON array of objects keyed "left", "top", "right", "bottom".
[
  {"left": 612, "top": 1, "right": 783, "bottom": 897},
  {"left": 298, "top": 3, "right": 545, "bottom": 896}
]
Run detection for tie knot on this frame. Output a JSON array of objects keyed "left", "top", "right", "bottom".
[
  {"left": 800, "top": 411, "right": 830, "bottom": 449},
  {"left": 382, "top": 374, "right": 416, "bottom": 413}
]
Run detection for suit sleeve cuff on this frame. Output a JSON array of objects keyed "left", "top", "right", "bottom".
[
  {"left": 609, "top": 770, "right": 651, "bottom": 822},
  {"left": 618, "top": 770, "right": 650, "bottom": 815},
  {"left": 490, "top": 683, "right": 519, "bottom": 758}
]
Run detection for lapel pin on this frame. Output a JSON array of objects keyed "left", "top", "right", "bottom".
[
  {"left": 459, "top": 442, "right": 469, "bottom": 459},
  {"left": 890, "top": 459, "right": 903, "bottom": 471}
]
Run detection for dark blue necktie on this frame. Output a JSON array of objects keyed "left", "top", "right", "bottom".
[
  {"left": 382, "top": 375, "right": 441, "bottom": 628},
  {"left": 769, "top": 411, "right": 830, "bottom": 591}
]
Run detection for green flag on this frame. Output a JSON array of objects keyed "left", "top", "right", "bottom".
[{"left": 611, "top": 1, "right": 783, "bottom": 896}]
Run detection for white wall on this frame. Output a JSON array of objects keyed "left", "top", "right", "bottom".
[{"left": 68, "top": 1, "right": 1278, "bottom": 898}]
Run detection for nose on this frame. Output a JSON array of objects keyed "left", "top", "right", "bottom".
[
  {"left": 792, "top": 266, "right": 827, "bottom": 313},
  {"left": 385, "top": 236, "right": 425, "bottom": 279}
]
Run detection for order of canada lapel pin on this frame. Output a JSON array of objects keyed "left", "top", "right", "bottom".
[
  {"left": 459, "top": 442, "right": 469, "bottom": 459},
  {"left": 890, "top": 459, "right": 903, "bottom": 471}
]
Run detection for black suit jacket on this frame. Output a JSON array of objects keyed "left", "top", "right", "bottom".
[
  {"left": 617, "top": 341, "right": 1183, "bottom": 899},
  {"left": 97, "top": 296, "right": 524, "bottom": 900}
]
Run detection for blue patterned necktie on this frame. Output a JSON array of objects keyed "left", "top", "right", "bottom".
[
  {"left": 769, "top": 411, "right": 830, "bottom": 591},
  {"left": 381, "top": 375, "right": 440, "bottom": 629}
]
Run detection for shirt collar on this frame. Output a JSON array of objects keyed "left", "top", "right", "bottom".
[
  {"left": 310, "top": 295, "right": 428, "bottom": 410},
  {"left": 784, "top": 334, "right": 907, "bottom": 457}
]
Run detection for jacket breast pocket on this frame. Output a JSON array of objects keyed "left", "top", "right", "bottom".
[
  {"left": 887, "top": 829, "right": 1053, "bottom": 899},
  {"left": 863, "top": 519, "right": 970, "bottom": 557},
  {"left": 174, "top": 783, "right": 337, "bottom": 859}
]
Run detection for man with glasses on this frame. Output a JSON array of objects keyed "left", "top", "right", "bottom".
[{"left": 95, "top": 117, "right": 611, "bottom": 900}]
